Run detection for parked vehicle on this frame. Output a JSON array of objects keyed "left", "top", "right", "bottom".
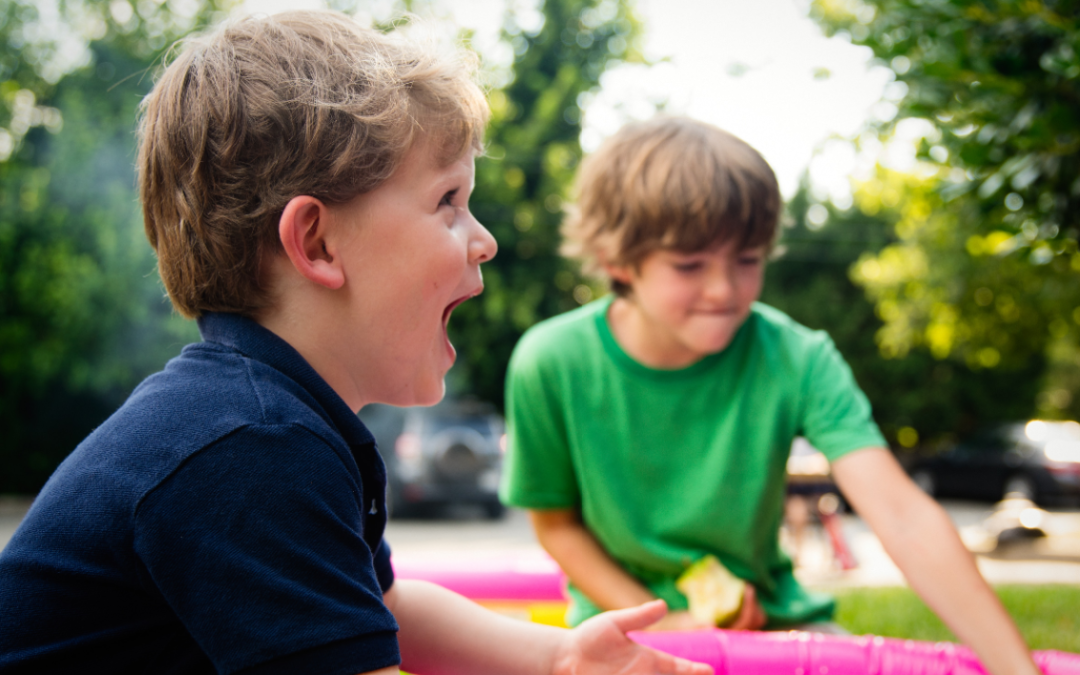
[
  {"left": 786, "top": 437, "right": 834, "bottom": 495},
  {"left": 358, "top": 399, "right": 506, "bottom": 518},
  {"left": 908, "top": 420, "right": 1080, "bottom": 506},
  {"left": 784, "top": 438, "right": 856, "bottom": 569}
]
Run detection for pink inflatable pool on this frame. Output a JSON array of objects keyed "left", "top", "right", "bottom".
[
  {"left": 392, "top": 552, "right": 566, "bottom": 601},
  {"left": 393, "top": 553, "right": 1080, "bottom": 674},
  {"left": 631, "top": 628, "right": 1080, "bottom": 675}
]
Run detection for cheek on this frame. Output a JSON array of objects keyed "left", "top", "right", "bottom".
[
  {"left": 740, "top": 269, "right": 765, "bottom": 302},
  {"left": 639, "top": 282, "right": 685, "bottom": 316},
  {"left": 670, "top": 278, "right": 706, "bottom": 308}
]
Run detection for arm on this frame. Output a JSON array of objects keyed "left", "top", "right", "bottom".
[
  {"left": 529, "top": 508, "right": 655, "bottom": 612},
  {"left": 528, "top": 509, "right": 765, "bottom": 631},
  {"left": 384, "top": 579, "right": 712, "bottom": 675},
  {"left": 831, "top": 447, "right": 1040, "bottom": 675}
]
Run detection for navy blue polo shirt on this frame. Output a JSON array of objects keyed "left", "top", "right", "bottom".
[{"left": 0, "top": 313, "right": 399, "bottom": 674}]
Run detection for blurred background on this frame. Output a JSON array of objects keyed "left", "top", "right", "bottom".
[{"left": 2, "top": 0, "right": 1079, "bottom": 498}]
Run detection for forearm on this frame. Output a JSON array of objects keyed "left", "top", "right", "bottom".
[
  {"left": 878, "top": 493, "right": 1037, "bottom": 675},
  {"left": 529, "top": 509, "right": 655, "bottom": 611},
  {"left": 834, "top": 448, "right": 1039, "bottom": 675},
  {"left": 389, "top": 579, "right": 564, "bottom": 675},
  {"left": 389, "top": 580, "right": 711, "bottom": 675}
]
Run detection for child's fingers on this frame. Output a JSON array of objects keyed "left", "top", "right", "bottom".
[
  {"left": 650, "top": 649, "right": 715, "bottom": 675},
  {"left": 727, "top": 585, "right": 767, "bottom": 631},
  {"left": 604, "top": 598, "right": 669, "bottom": 633}
]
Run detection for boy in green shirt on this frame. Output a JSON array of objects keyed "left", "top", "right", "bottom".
[{"left": 500, "top": 116, "right": 1040, "bottom": 675}]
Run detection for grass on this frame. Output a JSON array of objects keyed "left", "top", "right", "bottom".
[{"left": 831, "top": 585, "right": 1080, "bottom": 653}]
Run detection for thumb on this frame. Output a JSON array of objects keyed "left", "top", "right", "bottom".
[
  {"left": 604, "top": 599, "right": 669, "bottom": 633},
  {"left": 727, "top": 585, "right": 764, "bottom": 631}
]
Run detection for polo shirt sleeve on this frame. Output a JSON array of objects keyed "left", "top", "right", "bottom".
[
  {"left": 500, "top": 331, "right": 581, "bottom": 510},
  {"left": 134, "top": 424, "right": 399, "bottom": 675},
  {"left": 373, "top": 539, "right": 395, "bottom": 593},
  {"left": 799, "top": 334, "right": 888, "bottom": 463}
]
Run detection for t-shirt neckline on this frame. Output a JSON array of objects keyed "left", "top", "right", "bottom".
[{"left": 592, "top": 295, "right": 737, "bottom": 381}]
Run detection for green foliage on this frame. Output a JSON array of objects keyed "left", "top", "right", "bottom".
[
  {"left": 0, "top": 0, "right": 641, "bottom": 491},
  {"left": 0, "top": 0, "right": 232, "bottom": 492},
  {"left": 833, "top": 585, "right": 955, "bottom": 642},
  {"left": 764, "top": 181, "right": 1042, "bottom": 449},
  {"left": 832, "top": 584, "right": 1080, "bottom": 652},
  {"left": 809, "top": 0, "right": 1080, "bottom": 421},
  {"left": 448, "top": 0, "right": 644, "bottom": 407}
]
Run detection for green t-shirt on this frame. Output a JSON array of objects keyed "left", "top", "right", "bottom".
[{"left": 500, "top": 297, "right": 886, "bottom": 627}]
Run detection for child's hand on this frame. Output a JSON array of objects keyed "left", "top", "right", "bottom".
[
  {"left": 726, "top": 585, "right": 767, "bottom": 631},
  {"left": 552, "top": 599, "right": 714, "bottom": 675},
  {"left": 642, "top": 586, "right": 767, "bottom": 632},
  {"left": 642, "top": 609, "right": 715, "bottom": 632}
]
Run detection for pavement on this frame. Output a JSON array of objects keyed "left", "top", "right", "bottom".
[
  {"left": 789, "top": 500, "right": 1080, "bottom": 589},
  {"left": 0, "top": 497, "right": 30, "bottom": 551},
  {"left": 381, "top": 499, "right": 1080, "bottom": 590},
  {"left": 3, "top": 496, "right": 1080, "bottom": 589}
]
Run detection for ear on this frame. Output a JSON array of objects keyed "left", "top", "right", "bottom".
[
  {"left": 602, "top": 260, "right": 634, "bottom": 286},
  {"left": 278, "top": 195, "right": 345, "bottom": 290}
]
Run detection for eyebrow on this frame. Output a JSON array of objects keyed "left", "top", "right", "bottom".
[{"left": 436, "top": 162, "right": 474, "bottom": 193}]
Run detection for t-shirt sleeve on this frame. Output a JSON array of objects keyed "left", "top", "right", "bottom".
[
  {"left": 499, "top": 332, "right": 581, "bottom": 510},
  {"left": 799, "top": 335, "right": 887, "bottom": 463},
  {"left": 134, "top": 425, "right": 400, "bottom": 675}
]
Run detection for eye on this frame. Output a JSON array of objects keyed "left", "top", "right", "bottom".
[
  {"left": 672, "top": 261, "right": 703, "bottom": 273},
  {"left": 738, "top": 253, "right": 764, "bottom": 266},
  {"left": 439, "top": 189, "right": 459, "bottom": 208}
]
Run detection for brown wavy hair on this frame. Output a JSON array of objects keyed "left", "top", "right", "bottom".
[
  {"left": 138, "top": 10, "right": 489, "bottom": 318},
  {"left": 561, "top": 116, "right": 780, "bottom": 295}
]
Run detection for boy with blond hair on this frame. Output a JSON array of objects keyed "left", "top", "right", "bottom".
[
  {"left": 500, "top": 116, "right": 1041, "bottom": 675},
  {"left": 0, "top": 13, "right": 712, "bottom": 675}
]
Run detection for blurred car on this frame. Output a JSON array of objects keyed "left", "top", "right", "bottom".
[
  {"left": 786, "top": 437, "right": 834, "bottom": 495},
  {"left": 908, "top": 420, "right": 1080, "bottom": 506},
  {"left": 358, "top": 399, "right": 506, "bottom": 518},
  {"left": 784, "top": 438, "right": 856, "bottom": 569},
  {"left": 786, "top": 437, "right": 849, "bottom": 508}
]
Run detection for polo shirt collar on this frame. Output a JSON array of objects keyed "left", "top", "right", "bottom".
[{"left": 195, "top": 312, "right": 375, "bottom": 448}]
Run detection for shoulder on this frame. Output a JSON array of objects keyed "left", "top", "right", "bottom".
[
  {"left": 734, "top": 303, "right": 843, "bottom": 380},
  {"left": 511, "top": 299, "right": 607, "bottom": 369},
  {"left": 744, "top": 302, "right": 835, "bottom": 354},
  {"left": 62, "top": 341, "right": 345, "bottom": 503},
  {"left": 124, "top": 343, "right": 324, "bottom": 446},
  {"left": 518, "top": 299, "right": 606, "bottom": 346}
]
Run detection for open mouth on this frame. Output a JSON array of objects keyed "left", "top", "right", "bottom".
[{"left": 442, "top": 292, "right": 478, "bottom": 327}]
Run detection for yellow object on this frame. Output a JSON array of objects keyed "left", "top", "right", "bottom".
[
  {"left": 675, "top": 555, "right": 746, "bottom": 627},
  {"left": 478, "top": 600, "right": 569, "bottom": 628},
  {"left": 528, "top": 601, "right": 570, "bottom": 627}
]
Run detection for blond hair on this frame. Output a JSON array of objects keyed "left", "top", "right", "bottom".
[
  {"left": 139, "top": 10, "right": 489, "bottom": 318},
  {"left": 562, "top": 116, "right": 780, "bottom": 295}
]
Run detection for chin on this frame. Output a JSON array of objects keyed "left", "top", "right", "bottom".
[
  {"left": 379, "top": 377, "right": 446, "bottom": 408},
  {"left": 694, "top": 335, "right": 737, "bottom": 356},
  {"left": 411, "top": 380, "right": 448, "bottom": 408}
]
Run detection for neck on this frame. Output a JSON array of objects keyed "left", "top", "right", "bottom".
[
  {"left": 606, "top": 296, "right": 705, "bottom": 370},
  {"left": 256, "top": 286, "right": 369, "bottom": 413}
]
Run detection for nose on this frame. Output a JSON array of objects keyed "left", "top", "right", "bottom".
[
  {"left": 467, "top": 210, "right": 497, "bottom": 264},
  {"left": 703, "top": 263, "right": 736, "bottom": 304}
]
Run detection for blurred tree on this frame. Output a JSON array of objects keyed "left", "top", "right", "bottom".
[
  {"left": 448, "top": 0, "right": 645, "bottom": 408},
  {"left": 809, "top": 0, "right": 1080, "bottom": 422},
  {"left": 0, "top": 0, "right": 642, "bottom": 491},
  {"left": 763, "top": 180, "right": 1043, "bottom": 452},
  {"left": 0, "top": 0, "right": 233, "bottom": 492}
]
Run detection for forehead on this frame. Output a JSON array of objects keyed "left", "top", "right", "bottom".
[
  {"left": 392, "top": 136, "right": 475, "bottom": 186},
  {"left": 662, "top": 238, "right": 767, "bottom": 258}
]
